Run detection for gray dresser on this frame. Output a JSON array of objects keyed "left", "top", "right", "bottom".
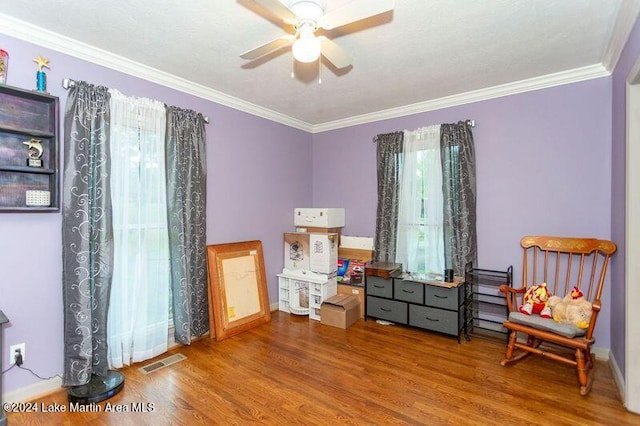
[{"left": 366, "top": 275, "right": 469, "bottom": 342}]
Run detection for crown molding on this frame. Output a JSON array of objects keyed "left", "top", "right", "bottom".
[
  {"left": 0, "top": 13, "right": 615, "bottom": 135},
  {"left": 603, "top": 0, "right": 640, "bottom": 72},
  {"left": 311, "top": 64, "right": 610, "bottom": 133},
  {"left": 0, "top": 13, "right": 314, "bottom": 133}
]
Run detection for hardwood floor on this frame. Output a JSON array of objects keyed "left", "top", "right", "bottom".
[{"left": 7, "top": 311, "right": 639, "bottom": 425}]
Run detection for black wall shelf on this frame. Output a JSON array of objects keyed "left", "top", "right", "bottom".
[{"left": 0, "top": 84, "right": 60, "bottom": 212}]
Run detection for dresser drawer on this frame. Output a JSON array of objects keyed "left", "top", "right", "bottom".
[
  {"left": 394, "top": 280, "right": 424, "bottom": 304},
  {"left": 366, "top": 276, "right": 393, "bottom": 298},
  {"left": 409, "top": 305, "right": 461, "bottom": 336},
  {"left": 425, "top": 285, "right": 459, "bottom": 310},
  {"left": 367, "top": 296, "right": 407, "bottom": 324}
]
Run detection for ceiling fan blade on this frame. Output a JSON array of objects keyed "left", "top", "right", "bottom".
[
  {"left": 240, "top": 36, "right": 295, "bottom": 60},
  {"left": 251, "top": 0, "right": 298, "bottom": 24},
  {"left": 320, "top": 0, "right": 394, "bottom": 30},
  {"left": 319, "top": 37, "right": 352, "bottom": 69}
]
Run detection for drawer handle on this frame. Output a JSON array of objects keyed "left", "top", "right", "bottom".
[
  {"left": 434, "top": 295, "right": 448, "bottom": 299},
  {"left": 373, "top": 285, "right": 385, "bottom": 288},
  {"left": 380, "top": 308, "right": 392, "bottom": 312},
  {"left": 425, "top": 316, "right": 440, "bottom": 322},
  {"left": 401, "top": 289, "right": 415, "bottom": 294}
]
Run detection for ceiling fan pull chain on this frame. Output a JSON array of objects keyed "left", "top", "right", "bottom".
[
  {"left": 318, "top": 58, "right": 322, "bottom": 84},
  {"left": 291, "top": 54, "right": 295, "bottom": 79}
]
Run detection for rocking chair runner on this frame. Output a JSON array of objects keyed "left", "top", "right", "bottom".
[{"left": 500, "top": 235, "right": 617, "bottom": 396}]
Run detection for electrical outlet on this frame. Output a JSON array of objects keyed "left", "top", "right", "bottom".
[{"left": 9, "top": 343, "right": 25, "bottom": 365}]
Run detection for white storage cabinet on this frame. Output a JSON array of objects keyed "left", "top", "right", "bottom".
[{"left": 277, "top": 269, "right": 337, "bottom": 320}]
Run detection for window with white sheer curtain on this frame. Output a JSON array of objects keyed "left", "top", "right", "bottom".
[
  {"left": 395, "top": 125, "right": 444, "bottom": 277},
  {"left": 107, "top": 90, "right": 170, "bottom": 368}
]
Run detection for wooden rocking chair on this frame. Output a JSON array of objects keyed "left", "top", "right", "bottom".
[{"left": 500, "top": 236, "right": 617, "bottom": 396}]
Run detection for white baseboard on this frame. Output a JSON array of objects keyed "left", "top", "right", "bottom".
[
  {"left": 593, "top": 346, "right": 610, "bottom": 361},
  {"left": 270, "top": 302, "right": 279, "bottom": 312},
  {"left": 609, "top": 351, "right": 626, "bottom": 402},
  {"left": 4, "top": 376, "right": 63, "bottom": 404}
]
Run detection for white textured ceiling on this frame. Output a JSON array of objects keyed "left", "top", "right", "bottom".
[{"left": 0, "top": 0, "right": 630, "bottom": 129}]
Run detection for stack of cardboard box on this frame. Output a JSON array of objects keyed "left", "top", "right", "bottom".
[{"left": 277, "top": 208, "right": 345, "bottom": 320}]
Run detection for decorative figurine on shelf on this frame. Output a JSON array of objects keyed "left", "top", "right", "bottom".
[
  {"left": 24, "top": 138, "right": 44, "bottom": 168},
  {"left": 0, "top": 49, "right": 8, "bottom": 84},
  {"left": 33, "top": 54, "right": 49, "bottom": 92}
]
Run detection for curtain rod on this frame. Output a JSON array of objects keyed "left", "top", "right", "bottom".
[
  {"left": 62, "top": 78, "right": 210, "bottom": 124},
  {"left": 373, "top": 120, "right": 476, "bottom": 143}
]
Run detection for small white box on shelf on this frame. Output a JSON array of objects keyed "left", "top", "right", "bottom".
[
  {"left": 25, "top": 190, "right": 50, "bottom": 206},
  {"left": 294, "top": 208, "right": 345, "bottom": 228}
]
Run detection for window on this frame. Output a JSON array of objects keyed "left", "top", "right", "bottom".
[
  {"left": 395, "top": 125, "right": 444, "bottom": 277},
  {"left": 107, "top": 90, "right": 171, "bottom": 368},
  {"left": 375, "top": 122, "right": 476, "bottom": 278}
]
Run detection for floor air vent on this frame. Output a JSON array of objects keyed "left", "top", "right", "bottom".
[{"left": 139, "top": 353, "right": 186, "bottom": 375}]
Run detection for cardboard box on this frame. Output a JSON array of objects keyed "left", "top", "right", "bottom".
[
  {"left": 340, "top": 236, "right": 374, "bottom": 250},
  {"left": 337, "top": 284, "right": 365, "bottom": 318},
  {"left": 284, "top": 232, "right": 310, "bottom": 271},
  {"left": 284, "top": 232, "right": 338, "bottom": 274},
  {"left": 320, "top": 294, "right": 360, "bottom": 329},
  {"left": 337, "top": 247, "right": 374, "bottom": 264},
  {"left": 294, "top": 208, "right": 345, "bottom": 228},
  {"left": 309, "top": 233, "right": 338, "bottom": 274},
  {"left": 295, "top": 226, "right": 342, "bottom": 245}
]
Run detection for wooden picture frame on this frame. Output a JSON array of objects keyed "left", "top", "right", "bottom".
[{"left": 206, "top": 240, "right": 271, "bottom": 341}]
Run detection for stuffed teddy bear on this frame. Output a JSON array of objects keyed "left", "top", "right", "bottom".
[
  {"left": 519, "top": 282, "right": 552, "bottom": 318},
  {"left": 547, "top": 286, "right": 593, "bottom": 329}
]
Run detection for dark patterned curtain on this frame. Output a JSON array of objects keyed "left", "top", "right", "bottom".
[
  {"left": 373, "top": 132, "right": 404, "bottom": 262},
  {"left": 62, "top": 82, "right": 112, "bottom": 386},
  {"left": 165, "top": 106, "right": 208, "bottom": 344},
  {"left": 441, "top": 121, "right": 477, "bottom": 275}
]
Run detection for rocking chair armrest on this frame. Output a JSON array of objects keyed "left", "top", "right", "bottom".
[
  {"left": 499, "top": 285, "right": 526, "bottom": 294},
  {"left": 584, "top": 298, "right": 603, "bottom": 339},
  {"left": 500, "top": 285, "right": 526, "bottom": 312}
]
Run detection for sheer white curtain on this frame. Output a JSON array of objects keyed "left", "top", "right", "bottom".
[
  {"left": 396, "top": 125, "right": 444, "bottom": 277},
  {"left": 107, "top": 89, "right": 170, "bottom": 368}
]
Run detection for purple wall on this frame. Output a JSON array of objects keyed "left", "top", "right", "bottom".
[
  {"left": 1, "top": 22, "right": 632, "bottom": 397},
  {"left": 313, "top": 78, "right": 614, "bottom": 341},
  {"left": 0, "top": 34, "right": 311, "bottom": 393},
  {"left": 610, "top": 16, "right": 640, "bottom": 377}
]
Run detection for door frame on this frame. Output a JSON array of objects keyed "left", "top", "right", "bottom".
[{"left": 625, "top": 56, "right": 640, "bottom": 414}]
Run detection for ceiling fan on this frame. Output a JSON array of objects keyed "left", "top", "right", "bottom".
[{"left": 241, "top": 0, "right": 395, "bottom": 70}]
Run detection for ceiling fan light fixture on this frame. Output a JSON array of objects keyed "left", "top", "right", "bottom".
[
  {"left": 292, "top": 23, "right": 321, "bottom": 63},
  {"left": 242, "top": 0, "right": 395, "bottom": 70},
  {"left": 292, "top": 37, "right": 321, "bottom": 63},
  {"left": 289, "top": 0, "right": 324, "bottom": 21}
]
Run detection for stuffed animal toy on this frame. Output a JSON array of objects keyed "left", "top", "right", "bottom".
[
  {"left": 519, "top": 282, "right": 552, "bottom": 318},
  {"left": 547, "top": 286, "right": 593, "bottom": 329}
]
